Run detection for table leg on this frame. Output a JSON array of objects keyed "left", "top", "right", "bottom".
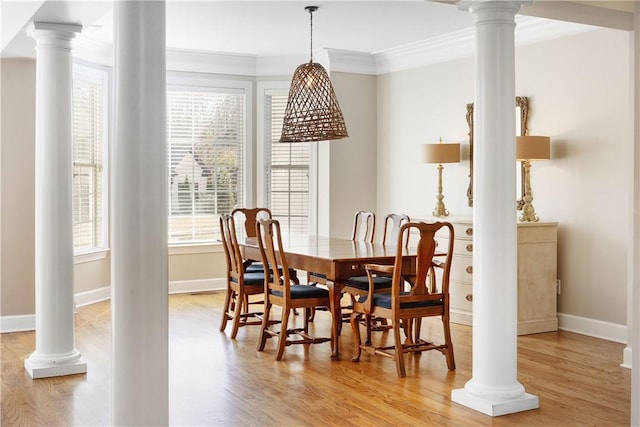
[{"left": 326, "top": 280, "right": 342, "bottom": 360}]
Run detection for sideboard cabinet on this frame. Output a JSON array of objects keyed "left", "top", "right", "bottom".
[{"left": 424, "top": 217, "right": 558, "bottom": 335}]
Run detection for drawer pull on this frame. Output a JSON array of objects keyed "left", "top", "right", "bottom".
[
  {"left": 465, "top": 227, "right": 473, "bottom": 236},
  {"left": 465, "top": 294, "right": 473, "bottom": 302},
  {"left": 465, "top": 265, "right": 473, "bottom": 274},
  {"left": 466, "top": 243, "right": 473, "bottom": 252}
]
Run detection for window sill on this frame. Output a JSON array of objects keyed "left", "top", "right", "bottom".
[
  {"left": 169, "top": 243, "right": 222, "bottom": 256},
  {"left": 74, "top": 249, "right": 110, "bottom": 265}
]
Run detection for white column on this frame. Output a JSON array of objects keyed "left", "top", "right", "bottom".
[
  {"left": 452, "top": 0, "right": 538, "bottom": 416},
  {"left": 24, "top": 22, "right": 86, "bottom": 379},
  {"left": 112, "top": 2, "right": 168, "bottom": 425}
]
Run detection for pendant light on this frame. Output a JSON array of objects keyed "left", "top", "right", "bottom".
[{"left": 279, "top": 6, "right": 349, "bottom": 143}]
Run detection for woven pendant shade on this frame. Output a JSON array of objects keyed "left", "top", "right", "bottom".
[
  {"left": 280, "top": 62, "right": 348, "bottom": 142},
  {"left": 279, "top": 6, "right": 348, "bottom": 143}
]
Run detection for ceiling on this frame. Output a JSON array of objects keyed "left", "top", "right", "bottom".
[{"left": 1, "top": 1, "right": 635, "bottom": 60}]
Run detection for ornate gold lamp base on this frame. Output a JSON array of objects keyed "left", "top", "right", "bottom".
[
  {"left": 518, "top": 160, "right": 540, "bottom": 222},
  {"left": 433, "top": 163, "right": 450, "bottom": 217}
]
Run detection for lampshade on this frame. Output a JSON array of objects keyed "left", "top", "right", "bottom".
[
  {"left": 516, "top": 136, "right": 551, "bottom": 161},
  {"left": 279, "top": 6, "right": 348, "bottom": 143},
  {"left": 422, "top": 143, "right": 461, "bottom": 164}
]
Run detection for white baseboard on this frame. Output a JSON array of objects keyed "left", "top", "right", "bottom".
[
  {"left": 75, "top": 286, "right": 111, "bottom": 308},
  {"left": 0, "top": 278, "right": 226, "bottom": 333},
  {"left": 558, "top": 312, "right": 627, "bottom": 344},
  {"left": 168, "top": 278, "right": 226, "bottom": 294},
  {"left": 622, "top": 346, "right": 632, "bottom": 369},
  {"left": 0, "top": 314, "right": 36, "bottom": 333}
]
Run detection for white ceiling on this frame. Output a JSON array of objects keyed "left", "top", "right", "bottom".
[
  {"left": 1, "top": 1, "right": 634, "bottom": 60},
  {"left": 2, "top": 1, "right": 477, "bottom": 58}
]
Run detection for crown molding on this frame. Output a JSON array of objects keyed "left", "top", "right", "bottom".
[{"left": 72, "top": 16, "right": 597, "bottom": 77}]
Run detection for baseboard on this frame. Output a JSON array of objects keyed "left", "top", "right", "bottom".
[
  {"left": 0, "top": 278, "right": 226, "bottom": 333},
  {"left": 622, "top": 346, "right": 632, "bottom": 369},
  {"left": 557, "top": 312, "right": 627, "bottom": 344},
  {"left": 0, "top": 314, "right": 36, "bottom": 333},
  {"left": 168, "top": 278, "right": 226, "bottom": 294},
  {"left": 75, "top": 286, "right": 111, "bottom": 308}
]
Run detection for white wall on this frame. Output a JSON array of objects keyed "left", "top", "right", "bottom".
[{"left": 377, "top": 28, "right": 631, "bottom": 327}]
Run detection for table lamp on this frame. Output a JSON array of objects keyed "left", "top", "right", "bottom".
[
  {"left": 516, "top": 135, "right": 550, "bottom": 222},
  {"left": 422, "top": 139, "right": 461, "bottom": 217}
]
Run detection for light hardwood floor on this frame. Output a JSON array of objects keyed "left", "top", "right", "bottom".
[{"left": 1, "top": 292, "right": 631, "bottom": 426}]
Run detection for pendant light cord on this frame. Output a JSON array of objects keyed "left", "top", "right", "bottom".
[
  {"left": 309, "top": 7, "right": 314, "bottom": 63},
  {"left": 305, "top": 6, "right": 318, "bottom": 63}
]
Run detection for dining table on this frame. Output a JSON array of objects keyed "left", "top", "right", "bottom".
[{"left": 238, "top": 234, "right": 417, "bottom": 360}]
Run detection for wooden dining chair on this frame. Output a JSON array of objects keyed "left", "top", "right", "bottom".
[
  {"left": 256, "top": 218, "right": 332, "bottom": 360},
  {"left": 231, "top": 207, "right": 273, "bottom": 273},
  {"left": 219, "top": 214, "right": 273, "bottom": 339},
  {"left": 343, "top": 213, "right": 410, "bottom": 337},
  {"left": 307, "top": 210, "right": 376, "bottom": 323},
  {"left": 232, "top": 207, "right": 300, "bottom": 280},
  {"left": 350, "top": 221, "right": 455, "bottom": 378}
]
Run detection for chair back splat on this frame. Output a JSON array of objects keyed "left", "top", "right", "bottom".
[
  {"left": 256, "top": 219, "right": 332, "bottom": 360},
  {"left": 352, "top": 210, "right": 376, "bottom": 243},
  {"left": 350, "top": 221, "right": 455, "bottom": 377}
]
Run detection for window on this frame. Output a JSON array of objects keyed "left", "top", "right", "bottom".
[
  {"left": 167, "top": 78, "right": 249, "bottom": 244},
  {"left": 72, "top": 64, "right": 108, "bottom": 253},
  {"left": 259, "top": 85, "right": 312, "bottom": 235}
]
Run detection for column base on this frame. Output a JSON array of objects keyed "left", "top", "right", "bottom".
[
  {"left": 24, "top": 349, "right": 87, "bottom": 379},
  {"left": 451, "top": 388, "right": 539, "bottom": 416}
]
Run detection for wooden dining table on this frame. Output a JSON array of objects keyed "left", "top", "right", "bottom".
[{"left": 238, "top": 234, "right": 417, "bottom": 359}]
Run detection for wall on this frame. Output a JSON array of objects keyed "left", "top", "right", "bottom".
[
  {"left": 377, "top": 28, "right": 631, "bottom": 327},
  {"left": 1, "top": 59, "right": 36, "bottom": 316},
  {"left": 323, "top": 72, "right": 378, "bottom": 238}
]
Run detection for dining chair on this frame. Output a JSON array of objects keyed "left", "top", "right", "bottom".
[
  {"left": 350, "top": 221, "right": 455, "bottom": 378},
  {"left": 307, "top": 210, "right": 376, "bottom": 324},
  {"left": 231, "top": 207, "right": 273, "bottom": 273},
  {"left": 232, "top": 207, "right": 300, "bottom": 280},
  {"left": 343, "top": 213, "right": 410, "bottom": 338},
  {"left": 219, "top": 214, "right": 273, "bottom": 339},
  {"left": 256, "top": 218, "right": 332, "bottom": 360}
]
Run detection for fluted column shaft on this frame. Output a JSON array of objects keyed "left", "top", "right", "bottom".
[
  {"left": 112, "top": 1, "right": 168, "bottom": 425},
  {"left": 25, "top": 22, "right": 86, "bottom": 379}
]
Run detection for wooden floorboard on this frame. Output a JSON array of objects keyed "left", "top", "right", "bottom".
[{"left": 1, "top": 292, "right": 631, "bottom": 426}]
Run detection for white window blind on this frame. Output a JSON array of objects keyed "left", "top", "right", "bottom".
[
  {"left": 167, "top": 88, "right": 245, "bottom": 244},
  {"left": 265, "top": 94, "right": 310, "bottom": 235},
  {"left": 72, "top": 68, "right": 107, "bottom": 252}
]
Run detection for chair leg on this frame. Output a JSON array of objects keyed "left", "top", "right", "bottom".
[
  {"left": 364, "top": 314, "right": 373, "bottom": 345},
  {"left": 257, "top": 301, "right": 272, "bottom": 352},
  {"left": 275, "top": 307, "right": 291, "bottom": 361},
  {"left": 442, "top": 317, "right": 456, "bottom": 370},
  {"left": 303, "top": 307, "right": 311, "bottom": 333},
  {"left": 393, "top": 321, "right": 406, "bottom": 378},
  {"left": 219, "top": 288, "right": 233, "bottom": 332},
  {"left": 230, "top": 291, "right": 245, "bottom": 339},
  {"left": 350, "top": 312, "right": 362, "bottom": 362}
]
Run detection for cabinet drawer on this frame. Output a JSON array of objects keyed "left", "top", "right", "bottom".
[
  {"left": 450, "top": 222, "right": 473, "bottom": 241},
  {"left": 450, "top": 254, "right": 473, "bottom": 283},
  {"left": 453, "top": 239, "right": 474, "bottom": 256},
  {"left": 449, "top": 281, "right": 473, "bottom": 312}
]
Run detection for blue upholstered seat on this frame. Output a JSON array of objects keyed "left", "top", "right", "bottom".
[
  {"left": 345, "top": 275, "right": 392, "bottom": 291},
  {"left": 270, "top": 284, "right": 330, "bottom": 299},
  {"left": 371, "top": 292, "right": 443, "bottom": 309}
]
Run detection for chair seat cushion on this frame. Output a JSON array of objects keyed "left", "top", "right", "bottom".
[
  {"left": 346, "top": 275, "right": 392, "bottom": 291},
  {"left": 371, "top": 292, "right": 443, "bottom": 309},
  {"left": 271, "top": 284, "right": 329, "bottom": 299},
  {"left": 232, "top": 272, "right": 265, "bottom": 286},
  {"left": 245, "top": 262, "right": 264, "bottom": 273}
]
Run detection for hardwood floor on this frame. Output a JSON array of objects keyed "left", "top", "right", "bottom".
[{"left": 1, "top": 292, "right": 631, "bottom": 426}]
